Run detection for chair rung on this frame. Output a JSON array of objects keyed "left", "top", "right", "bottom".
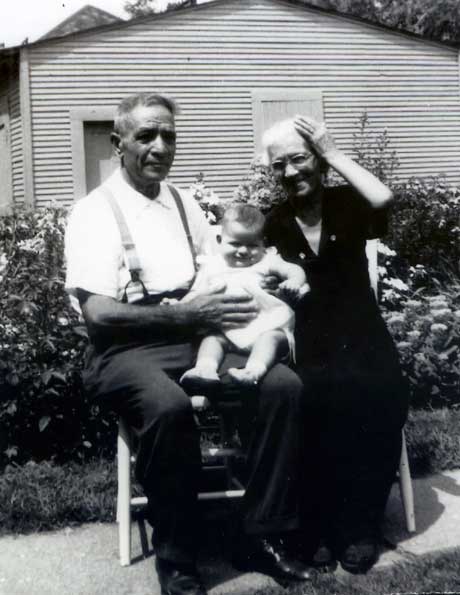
[
  {"left": 130, "top": 489, "right": 245, "bottom": 509},
  {"left": 191, "top": 396, "right": 211, "bottom": 410},
  {"left": 231, "top": 477, "right": 245, "bottom": 490},
  {"left": 202, "top": 447, "right": 241, "bottom": 457},
  {"left": 198, "top": 489, "right": 245, "bottom": 500}
]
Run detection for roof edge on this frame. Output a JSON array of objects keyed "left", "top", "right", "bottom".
[{"left": 1, "top": 0, "right": 459, "bottom": 55}]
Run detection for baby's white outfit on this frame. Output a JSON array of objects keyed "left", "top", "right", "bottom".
[{"left": 189, "top": 249, "right": 295, "bottom": 356}]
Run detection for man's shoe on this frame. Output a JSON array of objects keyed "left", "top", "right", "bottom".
[
  {"left": 339, "top": 538, "right": 379, "bottom": 574},
  {"left": 155, "top": 558, "right": 207, "bottom": 595},
  {"left": 232, "top": 537, "right": 311, "bottom": 583}
]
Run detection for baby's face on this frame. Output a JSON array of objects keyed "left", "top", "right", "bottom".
[{"left": 219, "top": 221, "right": 265, "bottom": 268}]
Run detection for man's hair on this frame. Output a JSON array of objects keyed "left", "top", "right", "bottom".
[
  {"left": 221, "top": 204, "right": 266, "bottom": 235},
  {"left": 114, "top": 93, "right": 179, "bottom": 137}
]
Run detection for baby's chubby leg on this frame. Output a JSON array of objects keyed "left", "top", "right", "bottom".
[
  {"left": 228, "top": 330, "right": 288, "bottom": 386},
  {"left": 180, "top": 334, "right": 227, "bottom": 389}
]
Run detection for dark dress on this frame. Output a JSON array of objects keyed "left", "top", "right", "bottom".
[{"left": 264, "top": 186, "right": 409, "bottom": 551}]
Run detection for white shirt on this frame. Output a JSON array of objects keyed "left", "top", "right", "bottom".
[{"left": 65, "top": 168, "right": 215, "bottom": 307}]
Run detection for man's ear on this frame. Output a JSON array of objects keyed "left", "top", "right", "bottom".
[{"left": 111, "top": 132, "right": 123, "bottom": 157}]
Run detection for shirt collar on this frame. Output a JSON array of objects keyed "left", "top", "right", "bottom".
[{"left": 105, "top": 168, "right": 174, "bottom": 218}]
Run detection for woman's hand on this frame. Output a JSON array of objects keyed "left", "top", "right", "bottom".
[
  {"left": 279, "top": 279, "right": 310, "bottom": 304},
  {"left": 294, "top": 115, "right": 393, "bottom": 208},
  {"left": 294, "top": 116, "right": 338, "bottom": 161}
]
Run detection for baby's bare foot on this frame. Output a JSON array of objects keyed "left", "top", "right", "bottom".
[
  {"left": 227, "top": 367, "right": 262, "bottom": 386},
  {"left": 180, "top": 366, "right": 220, "bottom": 390}
]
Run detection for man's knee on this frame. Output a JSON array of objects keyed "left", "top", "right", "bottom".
[{"left": 260, "top": 364, "right": 303, "bottom": 406}]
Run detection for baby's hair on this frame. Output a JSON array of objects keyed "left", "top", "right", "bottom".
[
  {"left": 221, "top": 204, "right": 266, "bottom": 235},
  {"left": 114, "top": 92, "right": 179, "bottom": 137}
]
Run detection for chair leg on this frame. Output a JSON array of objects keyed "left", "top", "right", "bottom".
[
  {"left": 118, "top": 419, "right": 132, "bottom": 566},
  {"left": 398, "top": 429, "right": 416, "bottom": 533}
]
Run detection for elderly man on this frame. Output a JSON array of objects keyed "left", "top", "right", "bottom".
[{"left": 65, "top": 93, "right": 310, "bottom": 595}]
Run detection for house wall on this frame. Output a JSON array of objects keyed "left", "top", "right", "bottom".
[
  {"left": 0, "top": 67, "right": 24, "bottom": 206},
  {"left": 9, "top": 78, "right": 24, "bottom": 205},
  {"left": 25, "top": 0, "right": 460, "bottom": 206}
]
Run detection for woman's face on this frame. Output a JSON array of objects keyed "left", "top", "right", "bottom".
[{"left": 268, "top": 129, "right": 322, "bottom": 207}]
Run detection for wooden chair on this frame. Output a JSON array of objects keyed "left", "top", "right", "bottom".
[
  {"left": 116, "top": 410, "right": 415, "bottom": 566},
  {"left": 116, "top": 395, "right": 245, "bottom": 566},
  {"left": 116, "top": 240, "right": 415, "bottom": 566}
]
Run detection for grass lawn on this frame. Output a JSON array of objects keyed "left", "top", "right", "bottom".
[
  {"left": 252, "top": 548, "right": 460, "bottom": 595},
  {"left": 1, "top": 407, "right": 459, "bottom": 537}
]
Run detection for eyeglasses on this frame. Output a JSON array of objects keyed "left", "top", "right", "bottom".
[{"left": 270, "top": 153, "right": 316, "bottom": 173}]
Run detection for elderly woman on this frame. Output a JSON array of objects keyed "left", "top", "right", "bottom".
[{"left": 262, "top": 116, "right": 409, "bottom": 574}]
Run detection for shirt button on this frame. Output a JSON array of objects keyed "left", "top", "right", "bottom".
[
  {"left": 299, "top": 252, "right": 306, "bottom": 260},
  {"left": 330, "top": 234, "right": 337, "bottom": 242}
]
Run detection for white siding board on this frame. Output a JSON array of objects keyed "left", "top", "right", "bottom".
[
  {"left": 4, "top": 78, "right": 24, "bottom": 204},
  {"left": 26, "top": 0, "right": 460, "bottom": 206}
]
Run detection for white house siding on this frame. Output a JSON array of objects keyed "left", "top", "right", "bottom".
[
  {"left": 9, "top": 79, "right": 24, "bottom": 205},
  {"left": 26, "top": 0, "right": 460, "bottom": 206},
  {"left": 0, "top": 73, "right": 24, "bottom": 206}
]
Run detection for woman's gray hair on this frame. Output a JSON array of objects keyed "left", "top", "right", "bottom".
[
  {"left": 259, "top": 117, "right": 329, "bottom": 174},
  {"left": 260, "top": 118, "right": 299, "bottom": 166},
  {"left": 114, "top": 92, "right": 179, "bottom": 137}
]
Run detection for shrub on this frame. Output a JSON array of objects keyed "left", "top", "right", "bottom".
[
  {"left": 351, "top": 111, "right": 400, "bottom": 186},
  {"left": 379, "top": 243, "right": 460, "bottom": 408},
  {"left": 0, "top": 207, "right": 117, "bottom": 468},
  {"left": 386, "top": 176, "right": 460, "bottom": 282},
  {"left": 233, "top": 157, "right": 286, "bottom": 214},
  {"left": 189, "top": 172, "right": 226, "bottom": 223}
]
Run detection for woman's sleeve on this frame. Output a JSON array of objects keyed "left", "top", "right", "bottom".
[{"left": 332, "top": 186, "right": 388, "bottom": 240}]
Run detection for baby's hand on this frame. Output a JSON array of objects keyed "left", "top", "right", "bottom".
[{"left": 279, "top": 279, "right": 310, "bottom": 302}]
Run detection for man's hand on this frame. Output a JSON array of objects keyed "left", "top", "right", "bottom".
[
  {"left": 294, "top": 115, "right": 338, "bottom": 160},
  {"left": 183, "top": 284, "right": 258, "bottom": 330}
]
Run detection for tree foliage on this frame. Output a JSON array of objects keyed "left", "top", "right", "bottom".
[
  {"left": 328, "top": 0, "right": 460, "bottom": 42},
  {"left": 124, "top": 0, "right": 190, "bottom": 18}
]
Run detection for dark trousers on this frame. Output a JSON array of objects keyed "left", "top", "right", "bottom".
[
  {"left": 297, "top": 360, "right": 409, "bottom": 551},
  {"left": 83, "top": 340, "right": 304, "bottom": 564}
]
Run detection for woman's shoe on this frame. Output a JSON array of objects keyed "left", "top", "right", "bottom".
[
  {"left": 310, "top": 540, "right": 338, "bottom": 572},
  {"left": 339, "top": 537, "right": 379, "bottom": 574}
]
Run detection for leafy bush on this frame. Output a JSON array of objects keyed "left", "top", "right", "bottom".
[
  {"left": 379, "top": 244, "right": 460, "bottom": 408},
  {"left": 0, "top": 207, "right": 117, "bottom": 468},
  {"left": 351, "top": 111, "right": 400, "bottom": 186},
  {"left": 189, "top": 172, "right": 227, "bottom": 224},
  {"left": 386, "top": 176, "right": 460, "bottom": 282},
  {"left": 233, "top": 157, "right": 286, "bottom": 214}
]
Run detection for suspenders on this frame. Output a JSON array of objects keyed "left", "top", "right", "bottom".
[{"left": 101, "top": 184, "right": 198, "bottom": 303}]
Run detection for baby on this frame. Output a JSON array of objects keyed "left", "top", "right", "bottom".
[{"left": 180, "top": 204, "right": 308, "bottom": 387}]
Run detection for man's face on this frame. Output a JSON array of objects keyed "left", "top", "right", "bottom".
[
  {"left": 219, "top": 221, "right": 265, "bottom": 268},
  {"left": 268, "top": 128, "right": 322, "bottom": 207},
  {"left": 116, "top": 104, "right": 176, "bottom": 191}
]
